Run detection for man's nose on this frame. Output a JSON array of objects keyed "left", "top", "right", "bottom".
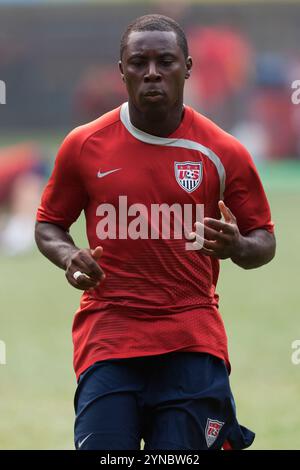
[{"left": 144, "top": 62, "right": 161, "bottom": 81}]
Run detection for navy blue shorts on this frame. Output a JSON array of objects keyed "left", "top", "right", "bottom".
[{"left": 74, "top": 351, "right": 255, "bottom": 450}]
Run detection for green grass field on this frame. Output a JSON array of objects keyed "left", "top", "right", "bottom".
[{"left": 0, "top": 158, "right": 299, "bottom": 449}]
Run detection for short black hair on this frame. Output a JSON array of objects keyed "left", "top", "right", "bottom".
[{"left": 120, "top": 14, "right": 189, "bottom": 60}]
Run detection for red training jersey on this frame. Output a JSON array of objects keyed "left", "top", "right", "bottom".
[{"left": 36, "top": 103, "right": 274, "bottom": 381}]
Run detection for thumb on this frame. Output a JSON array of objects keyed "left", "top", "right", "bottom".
[
  {"left": 91, "top": 246, "right": 103, "bottom": 260},
  {"left": 218, "top": 200, "right": 233, "bottom": 223}
]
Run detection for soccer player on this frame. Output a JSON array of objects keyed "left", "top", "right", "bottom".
[{"left": 35, "top": 14, "right": 276, "bottom": 450}]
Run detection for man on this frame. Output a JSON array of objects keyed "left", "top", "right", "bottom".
[{"left": 35, "top": 14, "right": 276, "bottom": 450}]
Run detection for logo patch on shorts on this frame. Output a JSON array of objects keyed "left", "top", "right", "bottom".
[{"left": 205, "top": 418, "right": 224, "bottom": 448}]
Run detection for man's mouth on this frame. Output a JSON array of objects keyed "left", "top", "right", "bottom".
[{"left": 144, "top": 90, "right": 164, "bottom": 96}]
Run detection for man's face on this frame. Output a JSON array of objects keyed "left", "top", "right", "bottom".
[{"left": 119, "top": 30, "right": 192, "bottom": 112}]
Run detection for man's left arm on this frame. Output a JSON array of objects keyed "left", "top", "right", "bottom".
[{"left": 190, "top": 201, "right": 276, "bottom": 269}]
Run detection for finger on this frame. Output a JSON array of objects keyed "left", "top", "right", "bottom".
[
  {"left": 188, "top": 233, "right": 220, "bottom": 257},
  {"left": 76, "top": 252, "right": 104, "bottom": 280},
  {"left": 74, "top": 260, "right": 103, "bottom": 282},
  {"left": 194, "top": 221, "right": 229, "bottom": 241},
  {"left": 91, "top": 246, "right": 103, "bottom": 260},
  {"left": 204, "top": 217, "right": 235, "bottom": 234},
  {"left": 75, "top": 272, "right": 105, "bottom": 289},
  {"left": 195, "top": 243, "right": 218, "bottom": 257},
  {"left": 66, "top": 272, "right": 100, "bottom": 291},
  {"left": 73, "top": 270, "right": 91, "bottom": 281},
  {"left": 193, "top": 234, "right": 222, "bottom": 252},
  {"left": 190, "top": 239, "right": 204, "bottom": 251},
  {"left": 202, "top": 239, "right": 220, "bottom": 251},
  {"left": 190, "top": 231, "right": 219, "bottom": 251},
  {"left": 79, "top": 272, "right": 106, "bottom": 290},
  {"left": 218, "top": 200, "right": 236, "bottom": 224},
  {"left": 189, "top": 224, "right": 231, "bottom": 254},
  {"left": 79, "top": 277, "right": 101, "bottom": 290},
  {"left": 187, "top": 231, "right": 196, "bottom": 241},
  {"left": 86, "top": 272, "right": 106, "bottom": 294}
]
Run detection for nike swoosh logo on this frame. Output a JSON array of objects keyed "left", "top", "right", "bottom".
[
  {"left": 97, "top": 168, "right": 121, "bottom": 178},
  {"left": 78, "top": 433, "right": 93, "bottom": 449}
]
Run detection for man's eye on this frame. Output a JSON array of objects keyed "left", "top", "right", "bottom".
[{"left": 161, "top": 60, "right": 173, "bottom": 66}]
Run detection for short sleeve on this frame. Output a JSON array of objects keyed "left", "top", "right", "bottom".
[
  {"left": 223, "top": 140, "right": 274, "bottom": 236},
  {"left": 36, "top": 129, "right": 88, "bottom": 230}
]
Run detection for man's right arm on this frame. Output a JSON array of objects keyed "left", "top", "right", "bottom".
[{"left": 35, "top": 221, "right": 105, "bottom": 290}]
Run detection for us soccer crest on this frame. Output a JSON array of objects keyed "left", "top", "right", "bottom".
[
  {"left": 174, "top": 161, "right": 202, "bottom": 193},
  {"left": 205, "top": 418, "right": 224, "bottom": 448}
]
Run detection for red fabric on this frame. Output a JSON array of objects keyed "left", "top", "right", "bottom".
[
  {"left": 36, "top": 104, "right": 274, "bottom": 381},
  {"left": 222, "top": 439, "right": 233, "bottom": 450}
]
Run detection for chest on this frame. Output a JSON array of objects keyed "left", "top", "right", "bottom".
[{"left": 80, "top": 139, "right": 221, "bottom": 211}]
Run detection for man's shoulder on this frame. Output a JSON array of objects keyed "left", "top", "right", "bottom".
[
  {"left": 58, "top": 105, "right": 121, "bottom": 156},
  {"left": 189, "top": 106, "right": 248, "bottom": 158},
  {"left": 69, "top": 105, "right": 121, "bottom": 144}
]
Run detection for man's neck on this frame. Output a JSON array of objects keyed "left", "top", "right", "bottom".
[{"left": 128, "top": 100, "right": 184, "bottom": 137}]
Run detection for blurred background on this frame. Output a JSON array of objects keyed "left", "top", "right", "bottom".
[{"left": 0, "top": 0, "right": 299, "bottom": 450}]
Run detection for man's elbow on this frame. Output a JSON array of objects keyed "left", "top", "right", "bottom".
[
  {"left": 246, "top": 232, "right": 276, "bottom": 270},
  {"left": 266, "top": 232, "right": 276, "bottom": 264},
  {"left": 234, "top": 231, "right": 276, "bottom": 270},
  {"left": 34, "top": 221, "right": 45, "bottom": 249}
]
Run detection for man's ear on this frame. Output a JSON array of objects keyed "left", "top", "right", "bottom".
[
  {"left": 185, "top": 56, "right": 193, "bottom": 79},
  {"left": 118, "top": 60, "right": 125, "bottom": 82}
]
